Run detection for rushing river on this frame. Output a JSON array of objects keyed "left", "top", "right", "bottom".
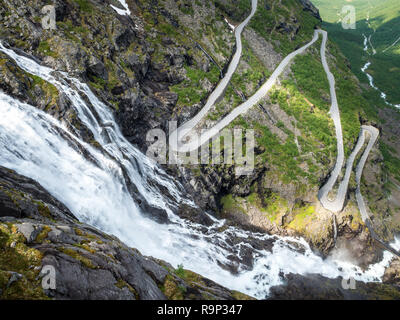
[
  {"left": 361, "top": 34, "right": 400, "bottom": 109},
  {"left": 0, "top": 41, "right": 399, "bottom": 298}
]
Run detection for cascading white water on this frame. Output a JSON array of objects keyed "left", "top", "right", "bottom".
[
  {"left": 110, "top": 0, "right": 131, "bottom": 16},
  {"left": 361, "top": 35, "right": 400, "bottom": 109},
  {"left": 0, "top": 44, "right": 399, "bottom": 298},
  {"left": 361, "top": 61, "right": 400, "bottom": 108}
]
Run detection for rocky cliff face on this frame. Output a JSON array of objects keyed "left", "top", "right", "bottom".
[
  {"left": 268, "top": 272, "right": 400, "bottom": 300},
  {"left": 0, "top": 0, "right": 399, "bottom": 299},
  {"left": 0, "top": 166, "right": 251, "bottom": 300}
]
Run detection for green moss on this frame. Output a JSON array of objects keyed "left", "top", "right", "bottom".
[
  {"left": 29, "top": 75, "right": 59, "bottom": 110},
  {"left": 220, "top": 194, "right": 236, "bottom": 211},
  {"left": 176, "top": 268, "right": 205, "bottom": 287},
  {"left": 74, "top": 0, "right": 93, "bottom": 12},
  {"left": 74, "top": 228, "right": 99, "bottom": 241},
  {"left": 89, "top": 76, "right": 106, "bottom": 90},
  {"left": 59, "top": 247, "right": 97, "bottom": 269},
  {"left": 115, "top": 279, "right": 139, "bottom": 298},
  {"left": 0, "top": 223, "right": 48, "bottom": 299},
  {"left": 37, "top": 41, "right": 58, "bottom": 58},
  {"left": 74, "top": 242, "right": 96, "bottom": 254},
  {"left": 35, "top": 226, "right": 52, "bottom": 243},
  {"left": 36, "top": 201, "right": 53, "bottom": 219},
  {"left": 220, "top": 194, "right": 246, "bottom": 216},
  {"left": 231, "top": 290, "right": 256, "bottom": 300},
  {"left": 161, "top": 274, "right": 184, "bottom": 300},
  {"left": 1, "top": 187, "right": 23, "bottom": 209},
  {"left": 175, "top": 264, "right": 185, "bottom": 278},
  {"left": 288, "top": 205, "right": 315, "bottom": 231},
  {"left": 262, "top": 192, "right": 289, "bottom": 222}
]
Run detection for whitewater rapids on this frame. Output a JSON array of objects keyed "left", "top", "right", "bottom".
[{"left": 0, "top": 43, "right": 399, "bottom": 298}]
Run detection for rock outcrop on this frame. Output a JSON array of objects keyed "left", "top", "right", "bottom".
[
  {"left": 0, "top": 0, "right": 399, "bottom": 300},
  {"left": 298, "top": 0, "right": 322, "bottom": 21},
  {"left": 0, "top": 166, "right": 250, "bottom": 300},
  {"left": 268, "top": 273, "right": 400, "bottom": 300}
]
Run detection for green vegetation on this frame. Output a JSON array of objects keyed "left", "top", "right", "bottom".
[
  {"left": 248, "top": 0, "right": 321, "bottom": 55},
  {"left": 115, "top": 279, "right": 139, "bottom": 298},
  {"left": 220, "top": 194, "right": 246, "bottom": 215},
  {"left": 37, "top": 41, "right": 58, "bottom": 58},
  {"left": 36, "top": 201, "right": 53, "bottom": 219},
  {"left": 380, "top": 143, "right": 400, "bottom": 182},
  {"left": 0, "top": 223, "right": 48, "bottom": 299},
  {"left": 74, "top": 0, "right": 93, "bottom": 12},
  {"left": 207, "top": 38, "right": 270, "bottom": 121},
  {"left": 246, "top": 191, "right": 288, "bottom": 222},
  {"left": 288, "top": 204, "right": 315, "bottom": 231},
  {"left": 35, "top": 226, "right": 52, "bottom": 244},
  {"left": 312, "top": 0, "right": 400, "bottom": 26},
  {"left": 262, "top": 192, "right": 288, "bottom": 222},
  {"left": 171, "top": 65, "right": 220, "bottom": 108},
  {"left": 255, "top": 120, "right": 309, "bottom": 185},
  {"left": 176, "top": 0, "right": 194, "bottom": 16},
  {"left": 160, "top": 274, "right": 185, "bottom": 300},
  {"left": 214, "top": 0, "right": 252, "bottom": 22},
  {"left": 291, "top": 52, "right": 330, "bottom": 111},
  {"left": 312, "top": 0, "right": 400, "bottom": 203},
  {"left": 175, "top": 264, "right": 185, "bottom": 278},
  {"left": 313, "top": 0, "right": 400, "bottom": 103},
  {"left": 59, "top": 247, "right": 97, "bottom": 269}
]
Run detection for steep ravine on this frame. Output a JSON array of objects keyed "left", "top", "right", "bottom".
[
  {"left": 1, "top": 38, "right": 400, "bottom": 299},
  {"left": 0, "top": 0, "right": 400, "bottom": 299}
]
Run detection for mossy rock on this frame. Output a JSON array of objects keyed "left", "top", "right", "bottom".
[{"left": 0, "top": 223, "right": 48, "bottom": 299}]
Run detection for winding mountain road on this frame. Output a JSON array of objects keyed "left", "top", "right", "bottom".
[
  {"left": 1, "top": 0, "right": 396, "bottom": 257},
  {"left": 168, "top": 1, "right": 400, "bottom": 256},
  {"left": 169, "top": 3, "right": 321, "bottom": 152},
  {"left": 169, "top": 0, "right": 258, "bottom": 152}
]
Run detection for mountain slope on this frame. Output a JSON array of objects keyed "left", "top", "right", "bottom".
[
  {"left": 312, "top": 0, "right": 400, "bottom": 24},
  {"left": 0, "top": 0, "right": 400, "bottom": 299},
  {"left": 0, "top": 166, "right": 250, "bottom": 300},
  {"left": 310, "top": 0, "right": 400, "bottom": 242},
  {"left": 312, "top": 0, "right": 400, "bottom": 104}
]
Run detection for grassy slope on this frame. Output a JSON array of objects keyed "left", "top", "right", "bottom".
[
  {"left": 311, "top": 0, "right": 400, "bottom": 187},
  {"left": 202, "top": 0, "right": 383, "bottom": 194},
  {"left": 211, "top": 0, "right": 400, "bottom": 240},
  {"left": 311, "top": 0, "right": 400, "bottom": 103},
  {"left": 312, "top": 0, "right": 400, "bottom": 24}
]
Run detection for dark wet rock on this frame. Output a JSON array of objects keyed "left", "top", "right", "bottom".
[
  {"left": 7, "top": 272, "right": 23, "bottom": 288},
  {"left": 298, "top": 0, "right": 322, "bottom": 21},
  {"left": 276, "top": 21, "right": 298, "bottom": 34},
  {"left": 333, "top": 217, "right": 384, "bottom": 268},
  {"left": 140, "top": 201, "right": 169, "bottom": 224},
  {"left": 126, "top": 53, "right": 150, "bottom": 78},
  {"left": 0, "top": 166, "right": 76, "bottom": 223},
  {"left": 87, "top": 56, "right": 108, "bottom": 81},
  {"left": 0, "top": 0, "right": 397, "bottom": 301},
  {"left": 268, "top": 273, "right": 400, "bottom": 300},
  {"left": 0, "top": 166, "right": 251, "bottom": 300},
  {"left": 384, "top": 258, "right": 400, "bottom": 286},
  {"left": 177, "top": 203, "right": 214, "bottom": 226}
]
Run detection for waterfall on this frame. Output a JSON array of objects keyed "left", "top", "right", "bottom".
[
  {"left": 332, "top": 214, "right": 338, "bottom": 247},
  {"left": 361, "top": 35, "right": 399, "bottom": 108},
  {"left": 0, "top": 43, "right": 399, "bottom": 299}
]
